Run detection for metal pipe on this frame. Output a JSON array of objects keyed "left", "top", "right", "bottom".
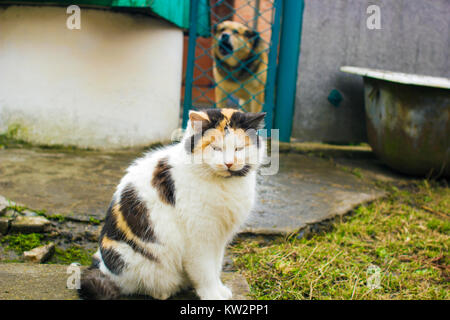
[
  {"left": 182, "top": 0, "right": 200, "bottom": 129},
  {"left": 263, "top": 0, "right": 282, "bottom": 132},
  {"left": 253, "top": 0, "right": 260, "bottom": 30},
  {"left": 273, "top": 0, "right": 304, "bottom": 142}
]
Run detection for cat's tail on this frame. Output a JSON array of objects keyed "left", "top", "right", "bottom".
[{"left": 78, "top": 259, "right": 120, "bottom": 300}]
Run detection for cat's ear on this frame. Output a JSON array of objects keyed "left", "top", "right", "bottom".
[
  {"left": 244, "top": 112, "right": 266, "bottom": 130},
  {"left": 189, "top": 110, "right": 210, "bottom": 132}
]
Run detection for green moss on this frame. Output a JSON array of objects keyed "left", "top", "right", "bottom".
[
  {"left": 46, "top": 214, "right": 66, "bottom": 222},
  {"left": 0, "top": 134, "right": 32, "bottom": 149},
  {"left": 0, "top": 233, "right": 46, "bottom": 254},
  {"left": 351, "top": 168, "right": 363, "bottom": 179},
  {"left": 1, "top": 259, "right": 23, "bottom": 263},
  {"left": 49, "top": 246, "right": 95, "bottom": 266},
  {"left": 6, "top": 123, "right": 23, "bottom": 139},
  {"left": 5, "top": 204, "right": 26, "bottom": 213},
  {"left": 339, "top": 166, "right": 363, "bottom": 179},
  {"left": 34, "top": 209, "right": 48, "bottom": 217},
  {"left": 0, "top": 133, "right": 93, "bottom": 151},
  {"left": 88, "top": 217, "right": 101, "bottom": 225}
]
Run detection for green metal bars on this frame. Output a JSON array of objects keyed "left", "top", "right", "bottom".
[{"left": 182, "top": 0, "right": 201, "bottom": 129}]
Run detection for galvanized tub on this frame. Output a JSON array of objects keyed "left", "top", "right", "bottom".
[{"left": 341, "top": 66, "right": 450, "bottom": 178}]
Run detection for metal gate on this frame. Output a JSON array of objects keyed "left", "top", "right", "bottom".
[{"left": 182, "top": 0, "right": 304, "bottom": 141}]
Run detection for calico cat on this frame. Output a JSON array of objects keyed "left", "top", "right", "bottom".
[{"left": 78, "top": 108, "right": 266, "bottom": 300}]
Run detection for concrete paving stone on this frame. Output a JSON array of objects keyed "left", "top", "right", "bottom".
[
  {"left": 23, "top": 243, "right": 55, "bottom": 263},
  {"left": 0, "top": 263, "right": 250, "bottom": 300},
  {"left": 10, "top": 216, "right": 51, "bottom": 233}
]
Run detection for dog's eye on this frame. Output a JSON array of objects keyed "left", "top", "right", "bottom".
[
  {"left": 235, "top": 146, "right": 244, "bottom": 152},
  {"left": 212, "top": 146, "right": 222, "bottom": 152},
  {"left": 244, "top": 30, "right": 254, "bottom": 38},
  {"left": 232, "top": 29, "right": 238, "bottom": 34}
]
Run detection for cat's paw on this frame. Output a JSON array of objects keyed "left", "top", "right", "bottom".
[
  {"left": 197, "top": 287, "right": 227, "bottom": 300},
  {"left": 218, "top": 284, "right": 232, "bottom": 300},
  {"left": 152, "top": 292, "right": 171, "bottom": 300}
]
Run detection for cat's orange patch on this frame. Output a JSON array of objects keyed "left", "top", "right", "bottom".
[
  {"left": 221, "top": 108, "right": 240, "bottom": 120},
  {"left": 112, "top": 204, "right": 144, "bottom": 245},
  {"left": 101, "top": 235, "right": 118, "bottom": 249},
  {"left": 218, "top": 108, "right": 241, "bottom": 131},
  {"left": 107, "top": 204, "right": 158, "bottom": 262}
]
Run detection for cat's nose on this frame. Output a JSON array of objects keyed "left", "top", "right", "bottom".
[{"left": 225, "top": 163, "right": 233, "bottom": 169}]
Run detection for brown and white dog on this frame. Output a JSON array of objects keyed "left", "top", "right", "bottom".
[{"left": 213, "top": 21, "right": 267, "bottom": 113}]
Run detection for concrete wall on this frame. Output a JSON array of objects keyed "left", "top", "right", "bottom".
[
  {"left": 0, "top": 5, "right": 183, "bottom": 149},
  {"left": 293, "top": 0, "right": 449, "bottom": 143}
]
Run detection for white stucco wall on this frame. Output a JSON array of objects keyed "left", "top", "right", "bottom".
[{"left": 0, "top": 5, "right": 183, "bottom": 149}]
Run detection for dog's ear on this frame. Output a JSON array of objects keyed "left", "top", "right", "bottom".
[{"left": 244, "top": 30, "right": 260, "bottom": 49}]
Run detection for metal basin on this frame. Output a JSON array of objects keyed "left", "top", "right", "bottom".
[{"left": 341, "top": 66, "right": 450, "bottom": 178}]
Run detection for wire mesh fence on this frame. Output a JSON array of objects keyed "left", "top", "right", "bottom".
[{"left": 182, "top": 0, "right": 279, "bottom": 119}]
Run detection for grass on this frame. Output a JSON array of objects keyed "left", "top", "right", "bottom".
[
  {"left": 88, "top": 217, "right": 101, "bottom": 225},
  {"left": 48, "top": 246, "right": 95, "bottom": 266},
  {"left": 230, "top": 180, "right": 449, "bottom": 300}
]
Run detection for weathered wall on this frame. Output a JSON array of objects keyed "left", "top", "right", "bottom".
[
  {"left": 293, "top": 0, "right": 449, "bottom": 142},
  {"left": 0, "top": 5, "right": 183, "bottom": 149}
]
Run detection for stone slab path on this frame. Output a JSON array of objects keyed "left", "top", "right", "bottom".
[
  {"left": 0, "top": 263, "right": 249, "bottom": 300},
  {"left": 0, "top": 145, "right": 388, "bottom": 235}
]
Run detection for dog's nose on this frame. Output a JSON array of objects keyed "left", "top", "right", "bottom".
[
  {"left": 225, "top": 163, "right": 233, "bottom": 169},
  {"left": 221, "top": 33, "right": 230, "bottom": 41}
]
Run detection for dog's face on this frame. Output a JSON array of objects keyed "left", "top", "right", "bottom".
[{"left": 213, "top": 21, "right": 259, "bottom": 67}]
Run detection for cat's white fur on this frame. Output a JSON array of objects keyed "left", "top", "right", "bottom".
[{"left": 95, "top": 118, "right": 264, "bottom": 300}]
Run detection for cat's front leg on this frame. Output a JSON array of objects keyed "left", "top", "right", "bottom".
[
  {"left": 218, "top": 282, "right": 232, "bottom": 300},
  {"left": 184, "top": 248, "right": 231, "bottom": 300},
  {"left": 216, "top": 246, "right": 232, "bottom": 299}
]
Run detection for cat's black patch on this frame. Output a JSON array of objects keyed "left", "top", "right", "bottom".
[
  {"left": 185, "top": 109, "right": 225, "bottom": 153},
  {"left": 120, "top": 184, "right": 156, "bottom": 242},
  {"left": 90, "top": 255, "right": 101, "bottom": 270},
  {"left": 101, "top": 201, "right": 158, "bottom": 263},
  {"left": 100, "top": 246, "right": 126, "bottom": 275},
  {"left": 229, "top": 112, "right": 266, "bottom": 131},
  {"left": 78, "top": 268, "right": 121, "bottom": 300},
  {"left": 229, "top": 164, "right": 251, "bottom": 177},
  {"left": 205, "top": 109, "right": 226, "bottom": 129},
  {"left": 126, "top": 239, "right": 158, "bottom": 262},
  {"left": 100, "top": 200, "right": 121, "bottom": 244},
  {"left": 152, "top": 157, "right": 176, "bottom": 206}
]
